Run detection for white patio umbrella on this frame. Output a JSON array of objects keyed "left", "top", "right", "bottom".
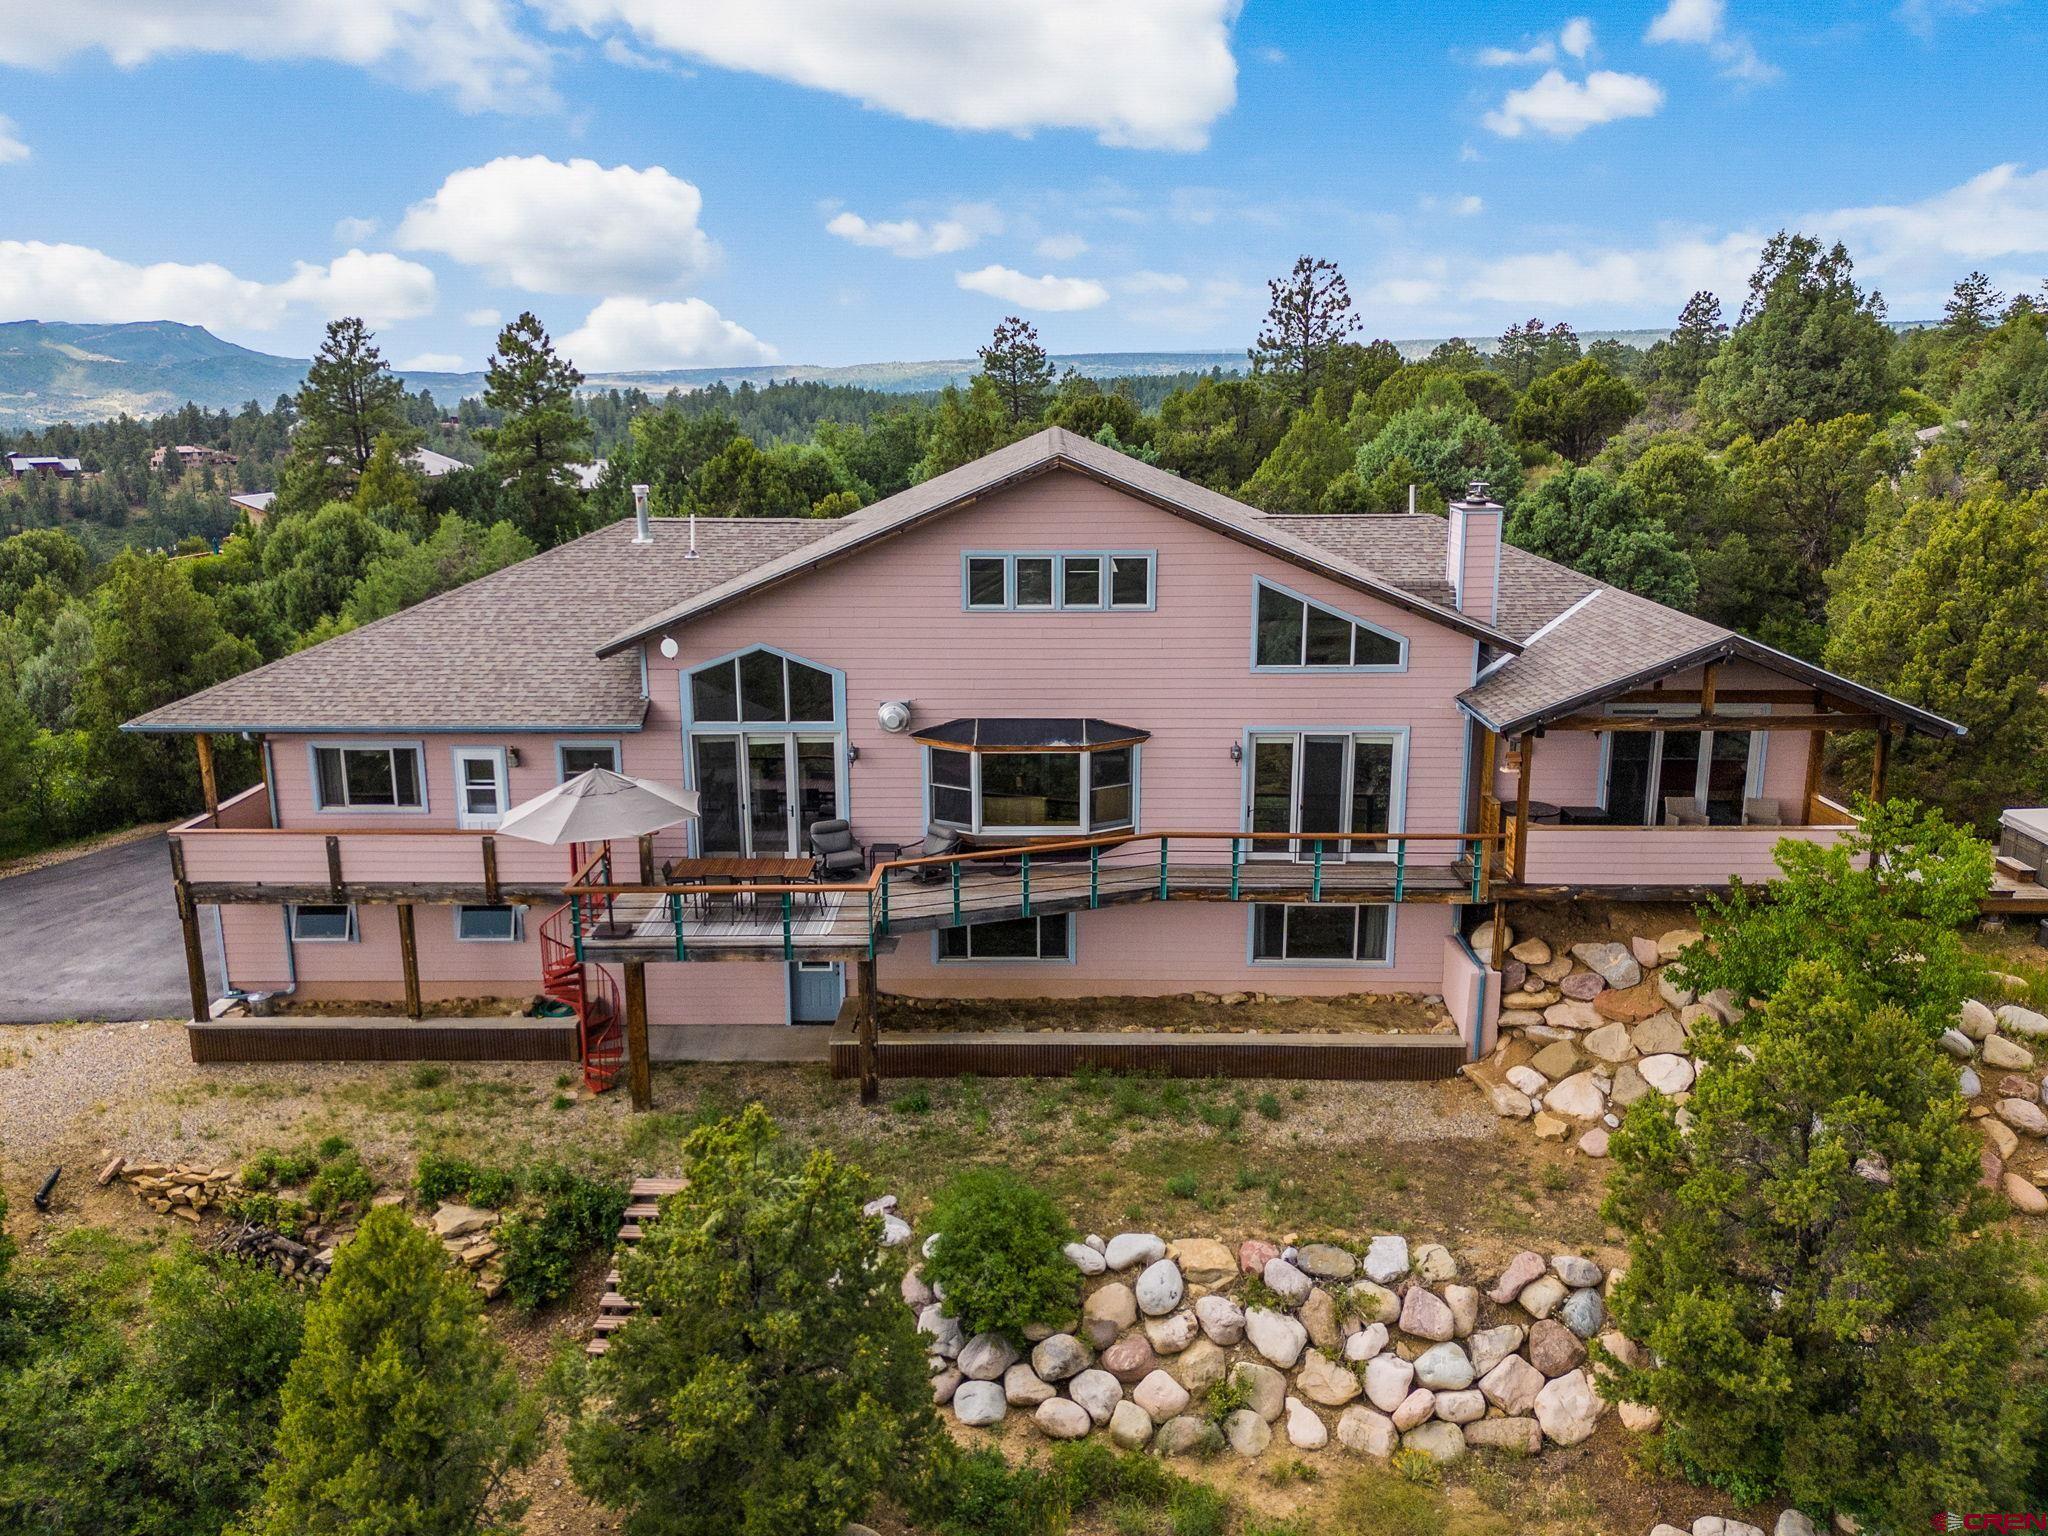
[{"left": 495, "top": 767, "right": 700, "bottom": 845}]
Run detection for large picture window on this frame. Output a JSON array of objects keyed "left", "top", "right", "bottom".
[
  {"left": 963, "top": 551, "right": 1155, "bottom": 612},
  {"left": 1250, "top": 903, "right": 1391, "bottom": 964},
  {"left": 1598, "top": 707, "right": 1766, "bottom": 826},
  {"left": 926, "top": 746, "right": 1138, "bottom": 835},
  {"left": 312, "top": 744, "right": 423, "bottom": 810},
  {"left": 937, "top": 914, "right": 1073, "bottom": 962},
  {"left": 1253, "top": 580, "right": 1405, "bottom": 671},
  {"left": 690, "top": 648, "right": 836, "bottom": 725}
]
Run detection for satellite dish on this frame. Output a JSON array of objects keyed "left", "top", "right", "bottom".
[
  {"left": 876, "top": 700, "right": 913, "bottom": 734},
  {"left": 659, "top": 637, "right": 679, "bottom": 660}
]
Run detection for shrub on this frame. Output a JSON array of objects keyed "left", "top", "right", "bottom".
[
  {"left": 1391, "top": 1446, "right": 1441, "bottom": 1486},
  {"left": 922, "top": 1167, "right": 1078, "bottom": 1341},
  {"left": 412, "top": 1152, "right": 517, "bottom": 1210},
  {"left": 495, "top": 1163, "right": 627, "bottom": 1312},
  {"left": 303, "top": 1148, "right": 373, "bottom": 1219},
  {"left": 225, "top": 1189, "right": 313, "bottom": 1239},
  {"left": 241, "top": 1148, "right": 318, "bottom": 1191},
  {"left": 911, "top": 1441, "right": 1230, "bottom": 1536}
]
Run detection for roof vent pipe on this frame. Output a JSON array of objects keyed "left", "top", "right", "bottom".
[
  {"left": 631, "top": 483, "right": 652, "bottom": 544},
  {"left": 685, "top": 513, "right": 699, "bottom": 560}
]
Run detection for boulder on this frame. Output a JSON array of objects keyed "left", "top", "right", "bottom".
[
  {"left": 1639, "top": 1054, "right": 1697, "bottom": 1095},
  {"left": 1401, "top": 1420, "right": 1466, "bottom": 1463},
  {"left": 431, "top": 1204, "right": 495, "bottom": 1239},
  {"left": 1297, "top": 1347, "right": 1364, "bottom": 1406},
  {"left": 1413, "top": 1242, "right": 1458, "bottom": 1282},
  {"left": 1412, "top": 1341, "right": 1474, "bottom": 1391},
  {"left": 1532, "top": 1111, "right": 1571, "bottom": 1142},
  {"left": 1471, "top": 918, "right": 1512, "bottom": 956},
  {"left": 1583, "top": 1022, "right": 1637, "bottom": 1062},
  {"left": 1154, "top": 1415, "right": 1222, "bottom": 1457},
  {"left": 918, "top": 1304, "right": 964, "bottom": 1358},
  {"left": 1143, "top": 1308, "right": 1200, "bottom": 1354},
  {"left": 1479, "top": 1353, "right": 1546, "bottom": 1415},
  {"left": 1518, "top": 1273, "right": 1568, "bottom": 1318},
  {"left": 952, "top": 1380, "right": 1007, "bottom": 1427},
  {"left": 1469, "top": 1323, "right": 1525, "bottom": 1376},
  {"left": 1347, "top": 1279, "right": 1402, "bottom": 1325},
  {"left": 1698, "top": 988, "right": 1741, "bottom": 1023},
  {"left": 958, "top": 1333, "right": 1018, "bottom": 1381},
  {"left": 1067, "top": 1368, "right": 1123, "bottom": 1424},
  {"left": 1532, "top": 953, "right": 1575, "bottom": 983},
  {"left": 1337, "top": 1404, "right": 1399, "bottom": 1457},
  {"left": 1035, "top": 1398, "right": 1092, "bottom": 1440},
  {"left": 1003, "top": 1363, "right": 1055, "bottom": 1406},
  {"left": 1488, "top": 1081, "right": 1535, "bottom": 1118},
  {"left": 1610, "top": 1060, "right": 1652, "bottom": 1108},
  {"left": 1171, "top": 1337, "right": 1228, "bottom": 1396},
  {"left": 1195, "top": 1293, "right": 1246, "bottom": 1346},
  {"left": 1776, "top": 1512, "right": 1819, "bottom": 1536},
  {"left": 1488, "top": 1250, "right": 1546, "bottom": 1304},
  {"left": 1345, "top": 1322, "right": 1390, "bottom": 1362},
  {"left": 1399, "top": 1285, "right": 1456, "bottom": 1342},
  {"left": 1168, "top": 1237, "right": 1236, "bottom": 1287},
  {"left": 1552, "top": 1253, "right": 1602, "bottom": 1287},
  {"left": 1630, "top": 935, "right": 1662, "bottom": 969},
  {"left": 1960, "top": 1065, "right": 1982, "bottom": 1098},
  {"left": 1996, "top": 1097, "right": 2048, "bottom": 1137},
  {"left": 1546, "top": 1000, "right": 1605, "bottom": 1031},
  {"left": 1578, "top": 1127, "right": 1612, "bottom": 1158},
  {"left": 1657, "top": 972, "right": 1696, "bottom": 1010},
  {"left": 1284, "top": 1396, "right": 1329, "bottom": 1449},
  {"left": 1560, "top": 971, "right": 1608, "bottom": 1002},
  {"left": 1363, "top": 1234, "right": 1411, "bottom": 1284},
  {"left": 1510, "top": 936, "right": 1552, "bottom": 964},
  {"left": 1391, "top": 1388, "right": 1437, "bottom": 1431},
  {"left": 2002, "top": 1171, "right": 2048, "bottom": 1214},
  {"left": 1262, "top": 1254, "right": 1313, "bottom": 1305},
  {"left": 1940, "top": 1029, "right": 1976, "bottom": 1061},
  {"left": 1364, "top": 1352, "right": 1416, "bottom": 1412},
  {"left": 1108, "top": 1398, "right": 1155, "bottom": 1449},
  {"left": 1083, "top": 1283, "right": 1138, "bottom": 1346},
  {"left": 1133, "top": 1369, "right": 1191, "bottom": 1423},
  {"left": 1238, "top": 1238, "right": 1280, "bottom": 1275},
  {"left": 1657, "top": 927, "right": 1702, "bottom": 963},
  {"left": 1528, "top": 1318, "right": 1587, "bottom": 1377},
  {"left": 1958, "top": 998, "right": 1998, "bottom": 1040},
  {"left": 1030, "top": 1333, "right": 1091, "bottom": 1383},
  {"left": 902, "top": 1266, "right": 935, "bottom": 1310},
  {"left": 1529, "top": 1040, "right": 1582, "bottom": 1080},
  {"left": 1571, "top": 941, "right": 1642, "bottom": 989},
  {"left": 1299, "top": 1286, "right": 1341, "bottom": 1352},
  {"left": 1618, "top": 1400, "right": 1662, "bottom": 1432},
  {"left": 1546, "top": 1071, "right": 1609, "bottom": 1120},
  {"left": 1296, "top": 1242, "right": 1358, "bottom": 1281},
  {"left": 1135, "top": 1258, "right": 1186, "bottom": 1316},
  {"left": 1443, "top": 1284, "right": 1479, "bottom": 1337},
  {"left": 1245, "top": 1307, "right": 1308, "bottom": 1369},
  {"left": 1506, "top": 1064, "right": 1551, "bottom": 1099},
  {"left": 1099, "top": 1333, "right": 1160, "bottom": 1384},
  {"left": 1595, "top": 981, "right": 1667, "bottom": 1023},
  {"left": 1232, "top": 1359, "right": 1288, "bottom": 1422},
  {"left": 1433, "top": 1388, "right": 1485, "bottom": 1424},
  {"left": 931, "top": 1367, "right": 962, "bottom": 1405},
  {"left": 1064, "top": 1242, "right": 1106, "bottom": 1275},
  {"left": 1533, "top": 1368, "right": 1602, "bottom": 1446},
  {"left": 1223, "top": 1407, "right": 1272, "bottom": 1457},
  {"left": 1104, "top": 1232, "right": 1165, "bottom": 1271},
  {"left": 1998, "top": 1003, "right": 2048, "bottom": 1038},
  {"left": 1560, "top": 1287, "right": 1607, "bottom": 1339},
  {"left": 1463, "top": 1416, "right": 1542, "bottom": 1454},
  {"left": 1632, "top": 1013, "right": 1689, "bottom": 1055}
]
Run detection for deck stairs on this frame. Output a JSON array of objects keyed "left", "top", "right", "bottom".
[
  {"left": 587, "top": 1176, "right": 685, "bottom": 1356},
  {"left": 538, "top": 903, "right": 625, "bottom": 1095}
]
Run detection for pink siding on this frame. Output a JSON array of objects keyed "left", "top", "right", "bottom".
[
  {"left": 646, "top": 962, "right": 790, "bottom": 1056},
  {"left": 881, "top": 900, "right": 1455, "bottom": 999},
  {"left": 217, "top": 904, "right": 292, "bottom": 992},
  {"left": 1520, "top": 821, "right": 1851, "bottom": 886},
  {"left": 179, "top": 828, "right": 566, "bottom": 887},
  {"left": 1454, "top": 505, "right": 1501, "bottom": 625},
  {"left": 1441, "top": 935, "right": 1500, "bottom": 1056}
]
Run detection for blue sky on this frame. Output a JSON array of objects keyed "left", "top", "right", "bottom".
[{"left": 0, "top": 0, "right": 2042, "bottom": 373}]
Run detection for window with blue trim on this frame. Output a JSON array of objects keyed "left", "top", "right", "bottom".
[
  {"left": 690, "top": 649, "right": 835, "bottom": 723},
  {"left": 964, "top": 552, "right": 1153, "bottom": 611},
  {"left": 1254, "top": 581, "right": 1404, "bottom": 669},
  {"left": 938, "top": 914, "right": 1072, "bottom": 961},
  {"left": 1250, "top": 903, "right": 1390, "bottom": 963}
]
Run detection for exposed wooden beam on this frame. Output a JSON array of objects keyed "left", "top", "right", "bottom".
[
  {"left": 1489, "top": 900, "right": 1508, "bottom": 972},
  {"left": 396, "top": 903, "right": 422, "bottom": 1020},
  {"left": 637, "top": 833, "right": 655, "bottom": 885},
  {"left": 1512, "top": 735, "right": 1534, "bottom": 884},
  {"left": 1609, "top": 686, "right": 1860, "bottom": 708},
  {"left": 857, "top": 956, "right": 879, "bottom": 1107},
  {"left": 168, "top": 838, "right": 210, "bottom": 1024},
  {"left": 1546, "top": 711, "right": 1880, "bottom": 734},
  {"left": 325, "top": 835, "right": 344, "bottom": 895},
  {"left": 623, "top": 959, "right": 651, "bottom": 1112},
  {"left": 194, "top": 733, "right": 218, "bottom": 819}
]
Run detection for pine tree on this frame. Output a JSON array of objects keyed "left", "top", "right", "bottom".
[
  {"left": 282, "top": 319, "right": 414, "bottom": 512},
  {"left": 976, "top": 316, "right": 1056, "bottom": 425},
  {"left": 1492, "top": 317, "right": 1581, "bottom": 391},
  {"left": 1645, "top": 290, "right": 1728, "bottom": 406},
  {"left": 478, "top": 311, "right": 592, "bottom": 547},
  {"left": 1249, "top": 255, "right": 1361, "bottom": 408},
  {"left": 239, "top": 1205, "right": 539, "bottom": 1536},
  {"left": 351, "top": 432, "right": 427, "bottom": 538},
  {"left": 1943, "top": 270, "right": 2004, "bottom": 336}
]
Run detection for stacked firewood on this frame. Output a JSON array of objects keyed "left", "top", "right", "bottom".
[
  {"left": 99, "top": 1156, "right": 243, "bottom": 1222},
  {"left": 212, "top": 1221, "right": 333, "bottom": 1283}
]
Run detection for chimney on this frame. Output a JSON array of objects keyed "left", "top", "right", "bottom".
[
  {"left": 631, "top": 483, "right": 651, "bottom": 544},
  {"left": 1445, "top": 480, "right": 1502, "bottom": 624}
]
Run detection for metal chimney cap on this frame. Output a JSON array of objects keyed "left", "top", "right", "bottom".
[{"left": 1465, "top": 480, "right": 1490, "bottom": 503}]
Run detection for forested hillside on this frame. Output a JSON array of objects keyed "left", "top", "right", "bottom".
[{"left": 3, "top": 236, "right": 2044, "bottom": 858}]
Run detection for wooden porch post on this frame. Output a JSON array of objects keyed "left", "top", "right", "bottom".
[
  {"left": 396, "top": 904, "right": 422, "bottom": 1020},
  {"left": 194, "top": 733, "right": 219, "bottom": 820},
  {"left": 623, "top": 959, "right": 652, "bottom": 1111},
  {"left": 637, "top": 833, "right": 655, "bottom": 884},
  {"left": 1489, "top": 900, "right": 1508, "bottom": 972},
  {"left": 167, "top": 838, "right": 209, "bottom": 1023},
  {"left": 1511, "top": 734, "right": 1535, "bottom": 884},
  {"left": 1869, "top": 723, "right": 1892, "bottom": 804},
  {"left": 1697, "top": 662, "right": 1719, "bottom": 720},
  {"left": 1802, "top": 729, "right": 1826, "bottom": 825},
  {"left": 856, "top": 955, "right": 879, "bottom": 1106}
]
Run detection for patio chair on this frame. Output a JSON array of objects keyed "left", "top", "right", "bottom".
[
  {"left": 1742, "top": 797, "right": 1784, "bottom": 826},
  {"left": 1662, "top": 796, "right": 1707, "bottom": 827},
  {"left": 907, "top": 824, "right": 964, "bottom": 884},
  {"left": 810, "top": 819, "right": 867, "bottom": 881}
]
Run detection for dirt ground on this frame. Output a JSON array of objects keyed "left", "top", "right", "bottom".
[
  {"left": 0, "top": 1013, "right": 1776, "bottom": 1536},
  {"left": 880, "top": 989, "right": 1456, "bottom": 1035}
]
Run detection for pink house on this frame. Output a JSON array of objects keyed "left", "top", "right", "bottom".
[{"left": 129, "top": 430, "right": 1956, "bottom": 1090}]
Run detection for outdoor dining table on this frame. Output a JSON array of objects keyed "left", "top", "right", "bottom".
[{"left": 662, "top": 855, "right": 820, "bottom": 915}]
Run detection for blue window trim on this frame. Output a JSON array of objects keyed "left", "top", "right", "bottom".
[
  {"left": 453, "top": 903, "right": 525, "bottom": 943},
  {"left": 932, "top": 911, "right": 1079, "bottom": 965},
  {"left": 960, "top": 550, "right": 1158, "bottom": 612},
  {"left": 923, "top": 742, "right": 1140, "bottom": 838},
  {"left": 676, "top": 644, "right": 850, "bottom": 860},
  {"left": 1237, "top": 724, "right": 1410, "bottom": 863},
  {"left": 307, "top": 739, "right": 430, "bottom": 815},
  {"left": 1244, "top": 902, "right": 1397, "bottom": 968},
  {"left": 1248, "top": 576, "right": 1409, "bottom": 674},
  {"left": 555, "top": 739, "right": 622, "bottom": 781}
]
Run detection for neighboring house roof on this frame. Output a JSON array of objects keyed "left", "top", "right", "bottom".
[
  {"left": 409, "top": 448, "right": 466, "bottom": 477},
  {"left": 596, "top": 427, "right": 1522, "bottom": 658},
  {"left": 123, "top": 518, "right": 837, "bottom": 734},
  {"left": 6, "top": 453, "right": 82, "bottom": 473},
  {"left": 569, "top": 459, "right": 608, "bottom": 491},
  {"left": 230, "top": 491, "right": 276, "bottom": 512}
]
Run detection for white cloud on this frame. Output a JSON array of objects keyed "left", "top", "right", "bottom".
[
  {"left": 0, "top": 116, "right": 28, "bottom": 163},
  {"left": 1645, "top": 0, "right": 1779, "bottom": 83},
  {"left": 0, "top": 0, "right": 555, "bottom": 114},
  {"left": 955, "top": 264, "right": 1110, "bottom": 311},
  {"left": 560, "top": 296, "right": 776, "bottom": 371},
  {"left": 1465, "top": 231, "right": 1761, "bottom": 309},
  {"left": 463, "top": 307, "right": 503, "bottom": 327},
  {"left": 1821, "top": 163, "right": 2048, "bottom": 272},
  {"left": 333, "top": 215, "right": 380, "bottom": 243},
  {"left": 1896, "top": 0, "right": 2006, "bottom": 38},
  {"left": 824, "top": 203, "right": 999, "bottom": 258},
  {"left": 1120, "top": 270, "right": 1190, "bottom": 294},
  {"left": 398, "top": 155, "right": 713, "bottom": 294},
  {"left": 1483, "top": 69, "right": 1664, "bottom": 138},
  {"left": 1559, "top": 17, "right": 1595, "bottom": 57},
  {"left": 1455, "top": 194, "right": 1485, "bottom": 216},
  {"left": 1477, "top": 39, "right": 1557, "bottom": 67},
  {"left": 397, "top": 352, "right": 466, "bottom": 371},
  {"left": 533, "top": 0, "right": 1240, "bottom": 150},
  {"left": 1368, "top": 276, "right": 1447, "bottom": 307},
  {"left": 1036, "top": 233, "right": 1089, "bottom": 260},
  {"left": 1256, "top": 46, "right": 1286, "bottom": 64},
  {"left": 1121, "top": 275, "right": 1249, "bottom": 334},
  {"left": 0, "top": 240, "right": 436, "bottom": 332}
]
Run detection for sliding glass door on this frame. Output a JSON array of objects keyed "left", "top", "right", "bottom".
[
  {"left": 1599, "top": 709, "right": 1763, "bottom": 826},
  {"left": 1246, "top": 731, "right": 1401, "bottom": 861},
  {"left": 693, "top": 733, "right": 841, "bottom": 856}
]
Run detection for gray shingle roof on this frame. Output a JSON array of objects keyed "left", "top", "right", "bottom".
[{"left": 124, "top": 517, "right": 837, "bottom": 733}]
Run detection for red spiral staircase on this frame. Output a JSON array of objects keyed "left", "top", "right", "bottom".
[{"left": 539, "top": 903, "right": 624, "bottom": 1094}]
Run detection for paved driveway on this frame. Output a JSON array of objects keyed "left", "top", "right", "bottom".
[{"left": 0, "top": 836, "right": 221, "bottom": 1023}]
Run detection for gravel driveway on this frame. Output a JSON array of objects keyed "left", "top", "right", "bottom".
[{"left": 0, "top": 835, "right": 221, "bottom": 1023}]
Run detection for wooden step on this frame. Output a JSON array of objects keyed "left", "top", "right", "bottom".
[
  {"left": 617, "top": 1224, "right": 644, "bottom": 1243},
  {"left": 1996, "top": 854, "right": 2038, "bottom": 885},
  {"left": 624, "top": 1201, "right": 661, "bottom": 1220},
  {"left": 593, "top": 1314, "right": 630, "bottom": 1334},
  {"left": 630, "top": 1178, "right": 686, "bottom": 1197},
  {"left": 585, "top": 1338, "right": 608, "bottom": 1356},
  {"left": 599, "top": 1292, "right": 636, "bottom": 1313}
]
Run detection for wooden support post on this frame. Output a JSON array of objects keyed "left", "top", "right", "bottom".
[
  {"left": 1802, "top": 729, "right": 1825, "bottom": 825},
  {"left": 1697, "top": 662, "right": 1719, "bottom": 721},
  {"left": 396, "top": 903, "right": 422, "bottom": 1020},
  {"left": 1870, "top": 723, "right": 1892, "bottom": 804},
  {"left": 1511, "top": 734, "right": 1535, "bottom": 884},
  {"left": 481, "top": 836, "right": 499, "bottom": 905},
  {"left": 638, "top": 833, "right": 655, "bottom": 885},
  {"left": 194, "top": 732, "right": 219, "bottom": 819},
  {"left": 325, "top": 835, "right": 344, "bottom": 897},
  {"left": 167, "top": 838, "right": 209, "bottom": 1023},
  {"left": 623, "top": 959, "right": 652, "bottom": 1112},
  {"left": 857, "top": 955, "right": 879, "bottom": 1106},
  {"left": 1489, "top": 899, "right": 1508, "bottom": 973}
]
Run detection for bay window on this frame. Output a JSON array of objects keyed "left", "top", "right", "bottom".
[{"left": 925, "top": 745, "right": 1139, "bottom": 835}]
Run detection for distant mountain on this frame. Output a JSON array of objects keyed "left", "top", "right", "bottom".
[{"left": 4, "top": 318, "right": 1868, "bottom": 430}]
